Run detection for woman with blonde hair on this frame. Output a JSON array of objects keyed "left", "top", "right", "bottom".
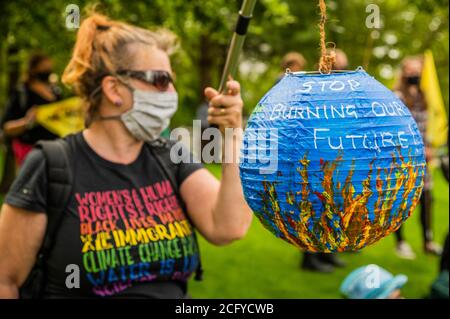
[{"left": 0, "top": 13, "right": 252, "bottom": 298}]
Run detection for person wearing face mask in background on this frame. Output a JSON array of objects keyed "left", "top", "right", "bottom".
[
  {"left": 1, "top": 53, "right": 61, "bottom": 167},
  {"left": 290, "top": 50, "right": 348, "bottom": 273},
  {"left": 0, "top": 13, "right": 253, "bottom": 299},
  {"left": 393, "top": 56, "right": 442, "bottom": 259}
]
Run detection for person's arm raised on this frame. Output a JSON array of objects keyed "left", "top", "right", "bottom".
[
  {"left": 180, "top": 80, "right": 253, "bottom": 246},
  {"left": 0, "top": 204, "right": 47, "bottom": 298}
]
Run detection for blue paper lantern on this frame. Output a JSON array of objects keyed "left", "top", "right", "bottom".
[{"left": 240, "top": 68, "right": 426, "bottom": 252}]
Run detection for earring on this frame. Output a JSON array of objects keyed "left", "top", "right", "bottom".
[{"left": 114, "top": 100, "right": 123, "bottom": 107}]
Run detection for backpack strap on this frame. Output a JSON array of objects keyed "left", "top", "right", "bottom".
[
  {"left": 34, "top": 139, "right": 73, "bottom": 275},
  {"left": 148, "top": 138, "right": 204, "bottom": 281}
]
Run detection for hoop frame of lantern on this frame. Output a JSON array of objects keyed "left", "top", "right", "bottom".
[{"left": 239, "top": 67, "right": 426, "bottom": 253}]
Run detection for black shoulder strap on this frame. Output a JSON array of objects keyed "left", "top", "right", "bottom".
[
  {"left": 148, "top": 138, "right": 204, "bottom": 281},
  {"left": 35, "top": 139, "right": 73, "bottom": 262}
]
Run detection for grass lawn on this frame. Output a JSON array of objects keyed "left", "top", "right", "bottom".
[{"left": 189, "top": 165, "right": 449, "bottom": 299}]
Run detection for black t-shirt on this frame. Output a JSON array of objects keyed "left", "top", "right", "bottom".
[
  {"left": 5, "top": 132, "right": 203, "bottom": 298},
  {"left": 1, "top": 84, "right": 60, "bottom": 144}
]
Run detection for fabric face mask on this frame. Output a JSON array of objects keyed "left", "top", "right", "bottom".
[
  {"left": 120, "top": 90, "right": 178, "bottom": 142},
  {"left": 35, "top": 71, "right": 52, "bottom": 82},
  {"left": 406, "top": 75, "right": 420, "bottom": 86}
]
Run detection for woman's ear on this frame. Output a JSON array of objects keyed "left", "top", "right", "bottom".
[{"left": 101, "top": 75, "right": 124, "bottom": 107}]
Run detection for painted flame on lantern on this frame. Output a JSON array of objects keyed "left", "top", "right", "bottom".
[{"left": 258, "top": 149, "right": 425, "bottom": 252}]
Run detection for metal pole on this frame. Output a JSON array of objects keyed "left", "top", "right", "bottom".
[{"left": 218, "top": 0, "right": 257, "bottom": 93}]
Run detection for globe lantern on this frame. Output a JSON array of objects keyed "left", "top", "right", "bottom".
[{"left": 239, "top": 68, "right": 426, "bottom": 252}]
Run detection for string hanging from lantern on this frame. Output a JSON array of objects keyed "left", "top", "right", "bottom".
[{"left": 318, "top": 0, "right": 336, "bottom": 74}]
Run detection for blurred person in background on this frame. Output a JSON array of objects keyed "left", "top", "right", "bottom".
[
  {"left": 332, "top": 49, "right": 349, "bottom": 71},
  {"left": 276, "top": 51, "right": 306, "bottom": 84},
  {"left": 1, "top": 53, "right": 61, "bottom": 167},
  {"left": 297, "top": 49, "right": 348, "bottom": 273},
  {"left": 393, "top": 56, "right": 442, "bottom": 259},
  {"left": 427, "top": 129, "right": 448, "bottom": 299},
  {"left": 278, "top": 51, "right": 347, "bottom": 272},
  {"left": 427, "top": 233, "right": 449, "bottom": 298}
]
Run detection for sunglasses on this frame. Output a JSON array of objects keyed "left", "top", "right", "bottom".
[{"left": 116, "top": 69, "right": 174, "bottom": 90}]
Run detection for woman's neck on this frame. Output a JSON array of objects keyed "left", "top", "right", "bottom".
[{"left": 83, "top": 120, "right": 144, "bottom": 165}]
